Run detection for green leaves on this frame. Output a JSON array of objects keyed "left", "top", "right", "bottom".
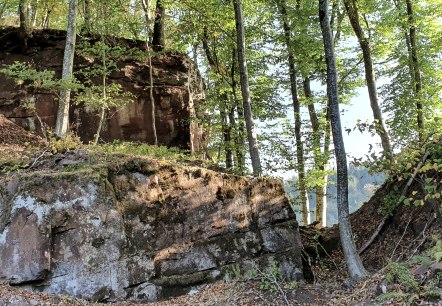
[
  {"left": 76, "top": 82, "right": 134, "bottom": 111},
  {"left": 0, "top": 61, "right": 81, "bottom": 93}
]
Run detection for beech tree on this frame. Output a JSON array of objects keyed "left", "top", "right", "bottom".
[
  {"left": 55, "top": 0, "right": 78, "bottom": 138},
  {"left": 233, "top": 0, "right": 262, "bottom": 176},
  {"left": 343, "top": 0, "right": 393, "bottom": 161},
  {"left": 404, "top": 0, "right": 424, "bottom": 141},
  {"left": 319, "top": 0, "right": 368, "bottom": 280},
  {"left": 152, "top": 0, "right": 165, "bottom": 50},
  {"left": 18, "top": 0, "right": 30, "bottom": 53},
  {"left": 2, "top": 0, "right": 441, "bottom": 197},
  {"left": 276, "top": 0, "right": 310, "bottom": 224},
  {"left": 141, "top": 0, "right": 158, "bottom": 145},
  {"left": 380, "top": 0, "right": 441, "bottom": 144}
]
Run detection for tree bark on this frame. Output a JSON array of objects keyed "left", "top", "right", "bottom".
[
  {"left": 94, "top": 16, "right": 107, "bottom": 146},
  {"left": 55, "top": 0, "right": 77, "bottom": 138},
  {"left": 231, "top": 49, "right": 246, "bottom": 175},
  {"left": 405, "top": 0, "right": 423, "bottom": 141},
  {"left": 83, "top": 0, "right": 92, "bottom": 33},
  {"left": 202, "top": 26, "right": 233, "bottom": 169},
  {"left": 41, "top": 2, "right": 52, "bottom": 29},
  {"left": 220, "top": 95, "right": 233, "bottom": 170},
  {"left": 277, "top": 0, "right": 310, "bottom": 225},
  {"left": 30, "top": 0, "right": 39, "bottom": 28},
  {"left": 319, "top": 0, "right": 367, "bottom": 280},
  {"left": 152, "top": 0, "right": 165, "bottom": 51},
  {"left": 343, "top": 0, "right": 393, "bottom": 161},
  {"left": 322, "top": 107, "right": 331, "bottom": 227},
  {"left": 233, "top": 0, "right": 262, "bottom": 176},
  {"left": 141, "top": 0, "right": 158, "bottom": 145},
  {"left": 227, "top": 103, "right": 236, "bottom": 171},
  {"left": 304, "top": 76, "right": 327, "bottom": 227},
  {"left": 19, "top": 0, "right": 30, "bottom": 53}
]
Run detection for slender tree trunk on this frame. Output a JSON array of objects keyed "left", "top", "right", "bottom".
[
  {"left": 55, "top": 0, "right": 77, "bottom": 138},
  {"left": 277, "top": 0, "right": 310, "bottom": 224},
  {"left": 19, "top": 0, "right": 30, "bottom": 53},
  {"left": 152, "top": 0, "right": 165, "bottom": 51},
  {"left": 228, "top": 103, "right": 236, "bottom": 170},
  {"left": 231, "top": 49, "right": 246, "bottom": 175},
  {"left": 343, "top": 0, "right": 393, "bottom": 161},
  {"left": 405, "top": 0, "right": 423, "bottom": 141},
  {"left": 94, "top": 29, "right": 107, "bottom": 145},
  {"left": 331, "top": 0, "right": 345, "bottom": 45},
  {"left": 83, "top": 0, "right": 92, "bottom": 33},
  {"left": 94, "top": 107, "right": 105, "bottom": 144},
  {"left": 41, "top": 2, "right": 52, "bottom": 29},
  {"left": 141, "top": 0, "right": 158, "bottom": 145},
  {"left": 304, "top": 76, "right": 327, "bottom": 227},
  {"left": 30, "top": 0, "right": 39, "bottom": 28},
  {"left": 233, "top": 0, "right": 262, "bottom": 176},
  {"left": 322, "top": 108, "right": 331, "bottom": 227},
  {"left": 202, "top": 26, "right": 234, "bottom": 167},
  {"left": 233, "top": 88, "right": 246, "bottom": 175},
  {"left": 220, "top": 95, "right": 233, "bottom": 170},
  {"left": 192, "top": 43, "right": 198, "bottom": 66},
  {"left": 147, "top": 52, "right": 158, "bottom": 145},
  {"left": 319, "top": 0, "right": 367, "bottom": 280}
]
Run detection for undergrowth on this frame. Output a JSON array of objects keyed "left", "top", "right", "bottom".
[
  {"left": 378, "top": 237, "right": 442, "bottom": 304},
  {"left": 89, "top": 140, "right": 188, "bottom": 160}
]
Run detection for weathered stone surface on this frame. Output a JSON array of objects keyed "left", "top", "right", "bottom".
[
  {"left": 0, "top": 156, "right": 303, "bottom": 302},
  {"left": 0, "top": 27, "right": 207, "bottom": 153}
]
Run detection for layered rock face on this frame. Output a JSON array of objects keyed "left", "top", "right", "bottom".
[
  {"left": 0, "top": 154, "right": 303, "bottom": 302},
  {"left": 0, "top": 28, "right": 206, "bottom": 152}
]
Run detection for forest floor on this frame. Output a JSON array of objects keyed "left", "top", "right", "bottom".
[{"left": 0, "top": 116, "right": 441, "bottom": 305}]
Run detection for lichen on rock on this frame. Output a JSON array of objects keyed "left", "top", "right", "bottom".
[{"left": 0, "top": 154, "right": 303, "bottom": 302}]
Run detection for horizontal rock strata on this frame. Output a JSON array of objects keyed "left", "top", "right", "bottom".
[{"left": 0, "top": 154, "right": 302, "bottom": 302}]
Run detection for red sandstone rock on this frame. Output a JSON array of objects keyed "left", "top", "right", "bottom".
[{"left": 0, "top": 28, "right": 207, "bottom": 154}]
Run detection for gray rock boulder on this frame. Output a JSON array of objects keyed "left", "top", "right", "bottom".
[{"left": 0, "top": 156, "right": 303, "bottom": 302}]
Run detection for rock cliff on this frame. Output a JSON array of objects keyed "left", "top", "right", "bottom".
[
  {"left": 0, "top": 151, "right": 303, "bottom": 302},
  {"left": 0, "top": 27, "right": 206, "bottom": 153}
]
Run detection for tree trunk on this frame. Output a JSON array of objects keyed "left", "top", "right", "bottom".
[
  {"left": 94, "top": 25, "right": 107, "bottom": 146},
  {"left": 19, "top": 0, "right": 30, "bottom": 53},
  {"left": 227, "top": 103, "right": 236, "bottom": 171},
  {"left": 343, "top": 0, "right": 393, "bottom": 161},
  {"left": 277, "top": 0, "right": 310, "bottom": 224},
  {"left": 220, "top": 96, "right": 233, "bottom": 170},
  {"left": 55, "top": 0, "right": 77, "bottom": 138},
  {"left": 152, "top": 0, "right": 165, "bottom": 51},
  {"left": 322, "top": 110, "right": 331, "bottom": 227},
  {"left": 234, "top": 90, "right": 246, "bottom": 175},
  {"left": 405, "top": 0, "right": 423, "bottom": 140},
  {"left": 304, "top": 76, "right": 328, "bottom": 227},
  {"left": 83, "top": 0, "right": 92, "bottom": 33},
  {"left": 319, "top": 0, "right": 367, "bottom": 280},
  {"left": 141, "top": 0, "right": 158, "bottom": 145},
  {"left": 30, "top": 0, "right": 39, "bottom": 28},
  {"left": 41, "top": 3, "right": 49, "bottom": 28},
  {"left": 94, "top": 107, "right": 105, "bottom": 145},
  {"left": 231, "top": 49, "right": 246, "bottom": 175},
  {"left": 202, "top": 26, "right": 233, "bottom": 168},
  {"left": 233, "top": 0, "right": 262, "bottom": 176}
]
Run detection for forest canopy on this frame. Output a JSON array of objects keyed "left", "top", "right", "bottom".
[
  {"left": 1, "top": 0, "right": 441, "bottom": 219},
  {"left": 1, "top": 0, "right": 441, "bottom": 282}
]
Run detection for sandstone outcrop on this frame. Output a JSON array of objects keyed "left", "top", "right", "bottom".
[
  {"left": 0, "top": 27, "right": 206, "bottom": 153},
  {"left": 0, "top": 152, "right": 303, "bottom": 302}
]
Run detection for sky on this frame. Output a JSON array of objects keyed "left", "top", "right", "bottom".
[
  {"left": 270, "top": 85, "right": 383, "bottom": 179},
  {"left": 341, "top": 86, "right": 382, "bottom": 159}
]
